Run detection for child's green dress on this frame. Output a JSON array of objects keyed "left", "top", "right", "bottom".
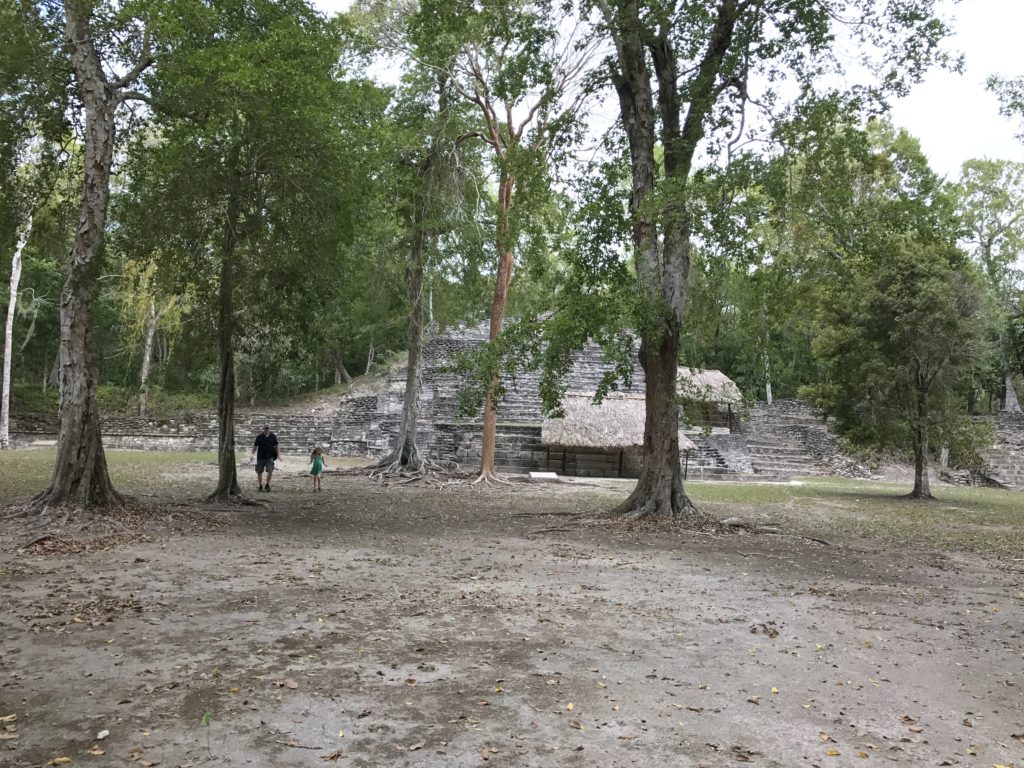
[{"left": 310, "top": 456, "right": 324, "bottom": 476}]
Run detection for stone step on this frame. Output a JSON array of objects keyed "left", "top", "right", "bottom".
[
  {"left": 695, "top": 471, "right": 790, "bottom": 483},
  {"left": 749, "top": 456, "right": 818, "bottom": 467},
  {"left": 745, "top": 448, "right": 815, "bottom": 460},
  {"left": 753, "top": 464, "right": 820, "bottom": 475},
  {"left": 746, "top": 444, "right": 811, "bottom": 456}
]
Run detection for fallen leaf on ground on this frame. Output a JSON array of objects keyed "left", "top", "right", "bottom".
[
  {"left": 48, "top": 759, "right": 73, "bottom": 766},
  {"left": 826, "top": 749, "right": 841, "bottom": 757},
  {"left": 566, "top": 703, "right": 574, "bottom": 711},
  {"left": 87, "top": 747, "right": 104, "bottom": 756},
  {"left": 320, "top": 749, "right": 345, "bottom": 761},
  {"left": 0, "top": 715, "right": 16, "bottom": 723},
  {"left": 568, "top": 720, "right": 583, "bottom": 730},
  {"left": 96, "top": 730, "right": 109, "bottom": 740},
  {"left": 409, "top": 741, "right": 425, "bottom": 751}
]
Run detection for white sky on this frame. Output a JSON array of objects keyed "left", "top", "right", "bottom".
[
  {"left": 887, "top": 0, "right": 1023, "bottom": 177},
  {"left": 313, "top": 0, "right": 1024, "bottom": 178}
]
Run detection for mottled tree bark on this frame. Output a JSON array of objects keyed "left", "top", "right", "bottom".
[
  {"left": 137, "top": 296, "right": 157, "bottom": 417},
  {"left": 1, "top": 218, "right": 30, "bottom": 449},
  {"left": 29, "top": 2, "right": 141, "bottom": 509},
  {"left": 602, "top": 0, "right": 740, "bottom": 517},
  {"left": 385, "top": 222, "right": 427, "bottom": 471}
]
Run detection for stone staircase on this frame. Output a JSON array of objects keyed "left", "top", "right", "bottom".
[
  {"left": 686, "top": 440, "right": 735, "bottom": 479},
  {"left": 746, "top": 437, "right": 822, "bottom": 476},
  {"left": 742, "top": 400, "right": 834, "bottom": 478}
]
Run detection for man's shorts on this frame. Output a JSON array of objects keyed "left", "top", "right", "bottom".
[{"left": 255, "top": 458, "right": 275, "bottom": 473}]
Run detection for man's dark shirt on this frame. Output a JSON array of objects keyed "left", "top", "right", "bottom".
[{"left": 254, "top": 432, "right": 278, "bottom": 461}]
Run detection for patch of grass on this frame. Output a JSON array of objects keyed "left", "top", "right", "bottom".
[
  {"left": 688, "top": 483, "right": 793, "bottom": 505},
  {"left": 0, "top": 449, "right": 218, "bottom": 504},
  {"left": 689, "top": 477, "right": 1024, "bottom": 559}
]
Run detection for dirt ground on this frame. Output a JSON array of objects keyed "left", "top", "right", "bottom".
[{"left": 1, "top": 456, "right": 1022, "bottom": 767}]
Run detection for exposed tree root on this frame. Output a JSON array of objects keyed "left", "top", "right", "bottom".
[
  {"left": 511, "top": 511, "right": 583, "bottom": 518},
  {"left": 4, "top": 497, "right": 225, "bottom": 552},
  {"left": 204, "top": 490, "right": 262, "bottom": 507},
  {"left": 608, "top": 492, "right": 707, "bottom": 522},
  {"left": 756, "top": 529, "right": 833, "bottom": 547},
  {"left": 367, "top": 449, "right": 469, "bottom": 490},
  {"left": 472, "top": 469, "right": 513, "bottom": 486},
  {"left": 525, "top": 526, "right": 575, "bottom": 536},
  {"left": 903, "top": 491, "right": 936, "bottom": 501},
  {"left": 368, "top": 456, "right": 452, "bottom": 483}
]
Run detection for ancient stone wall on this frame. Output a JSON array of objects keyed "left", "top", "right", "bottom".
[
  {"left": 28, "top": 324, "right": 1024, "bottom": 486},
  {"left": 10, "top": 411, "right": 334, "bottom": 455},
  {"left": 976, "top": 412, "right": 1024, "bottom": 489}
]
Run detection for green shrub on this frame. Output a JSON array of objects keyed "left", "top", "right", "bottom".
[
  {"left": 10, "top": 384, "right": 58, "bottom": 415},
  {"left": 97, "top": 384, "right": 132, "bottom": 412},
  {"left": 145, "top": 387, "right": 215, "bottom": 419}
]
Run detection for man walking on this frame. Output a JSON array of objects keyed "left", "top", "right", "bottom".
[{"left": 252, "top": 424, "right": 279, "bottom": 492}]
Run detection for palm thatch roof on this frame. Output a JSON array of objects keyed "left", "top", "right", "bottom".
[
  {"left": 541, "top": 394, "right": 696, "bottom": 451},
  {"left": 677, "top": 367, "right": 742, "bottom": 404}
]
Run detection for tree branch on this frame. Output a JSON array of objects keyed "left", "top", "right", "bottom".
[{"left": 110, "top": 27, "right": 153, "bottom": 89}]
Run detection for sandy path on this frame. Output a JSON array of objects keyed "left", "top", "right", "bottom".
[{"left": 1, "top": 477, "right": 1021, "bottom": 767}]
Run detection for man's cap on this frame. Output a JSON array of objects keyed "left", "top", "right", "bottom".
[{"left": 263, "top": 424, "right": 271, "bottom": 430}]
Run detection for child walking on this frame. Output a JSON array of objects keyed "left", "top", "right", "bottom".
[{"left": 309, "top": 446, "right": 326, "bottom": 492}]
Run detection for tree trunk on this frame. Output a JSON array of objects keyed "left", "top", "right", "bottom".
[
  {"left": 331, "top": 346, "right": 352, "bottom": 385},
  {"left": 383, "top": 223, "right": 427, "bottom": 471},
  {"left": 1003, "top": 366, "right": 1021, "bottom": 413},
  {"left": 762, "top": 302, "right": 773, "bottom": 405},
  {"left": 137, "top": 296, "right": 157, "bottom": 417},
  {"left": 210, "top": 182, "right": 242, "bottom": 500},
  {"left": 612, "top": 328, "right": 696, "bottom": 517},
  {"left": 910, "top": 384, "right": 933, "bottom": 499},
  {"left": 1, "top": 217, "right": 30, "bottom": 449},
  {"left": 478, "top": 175, "right": 515, "bottom": 480},
  {"left": 31, "top": 2, "right": 123, "bottom": 509}
]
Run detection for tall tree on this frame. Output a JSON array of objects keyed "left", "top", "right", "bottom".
[
  {"left": 0, "top": 3, "right": 70, "bottom": 448},
  {"left": 374, "top": 72, "right": 461, "bottom": 473},
  {"left": 415, "top": 0, "right": 592, "bottom": 482},
  {"left": 19, "top": 0, "right": 153, "bottom": 511},
  {"left": 803, "top": 128, "right": 993, "bottom": 499},
  {"left": 354, "top": 0, "right": 488, "bottom": 475},
  {"left": 954, "top": 160, "right": 1024, "bottom": 411},
  {"left": 144, "top": 0, "right": 382, "bottom": 499},
  {"left": 588, "top": 0, "right": 953, "bottom": 519},
  {"left": 1, "top": 217, "right": 31, "bottom": 449}
]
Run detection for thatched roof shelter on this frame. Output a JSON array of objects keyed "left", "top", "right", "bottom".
[
  {"left": 541, "top": 394, "right": 696, "bottom": 451},
  {"left": 677, "top": 367, "right": 742, "bottom": 404}
]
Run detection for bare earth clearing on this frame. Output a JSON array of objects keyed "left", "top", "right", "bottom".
[{"left": 1, "top": 450, "right": 1022, "bottom": 767}]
